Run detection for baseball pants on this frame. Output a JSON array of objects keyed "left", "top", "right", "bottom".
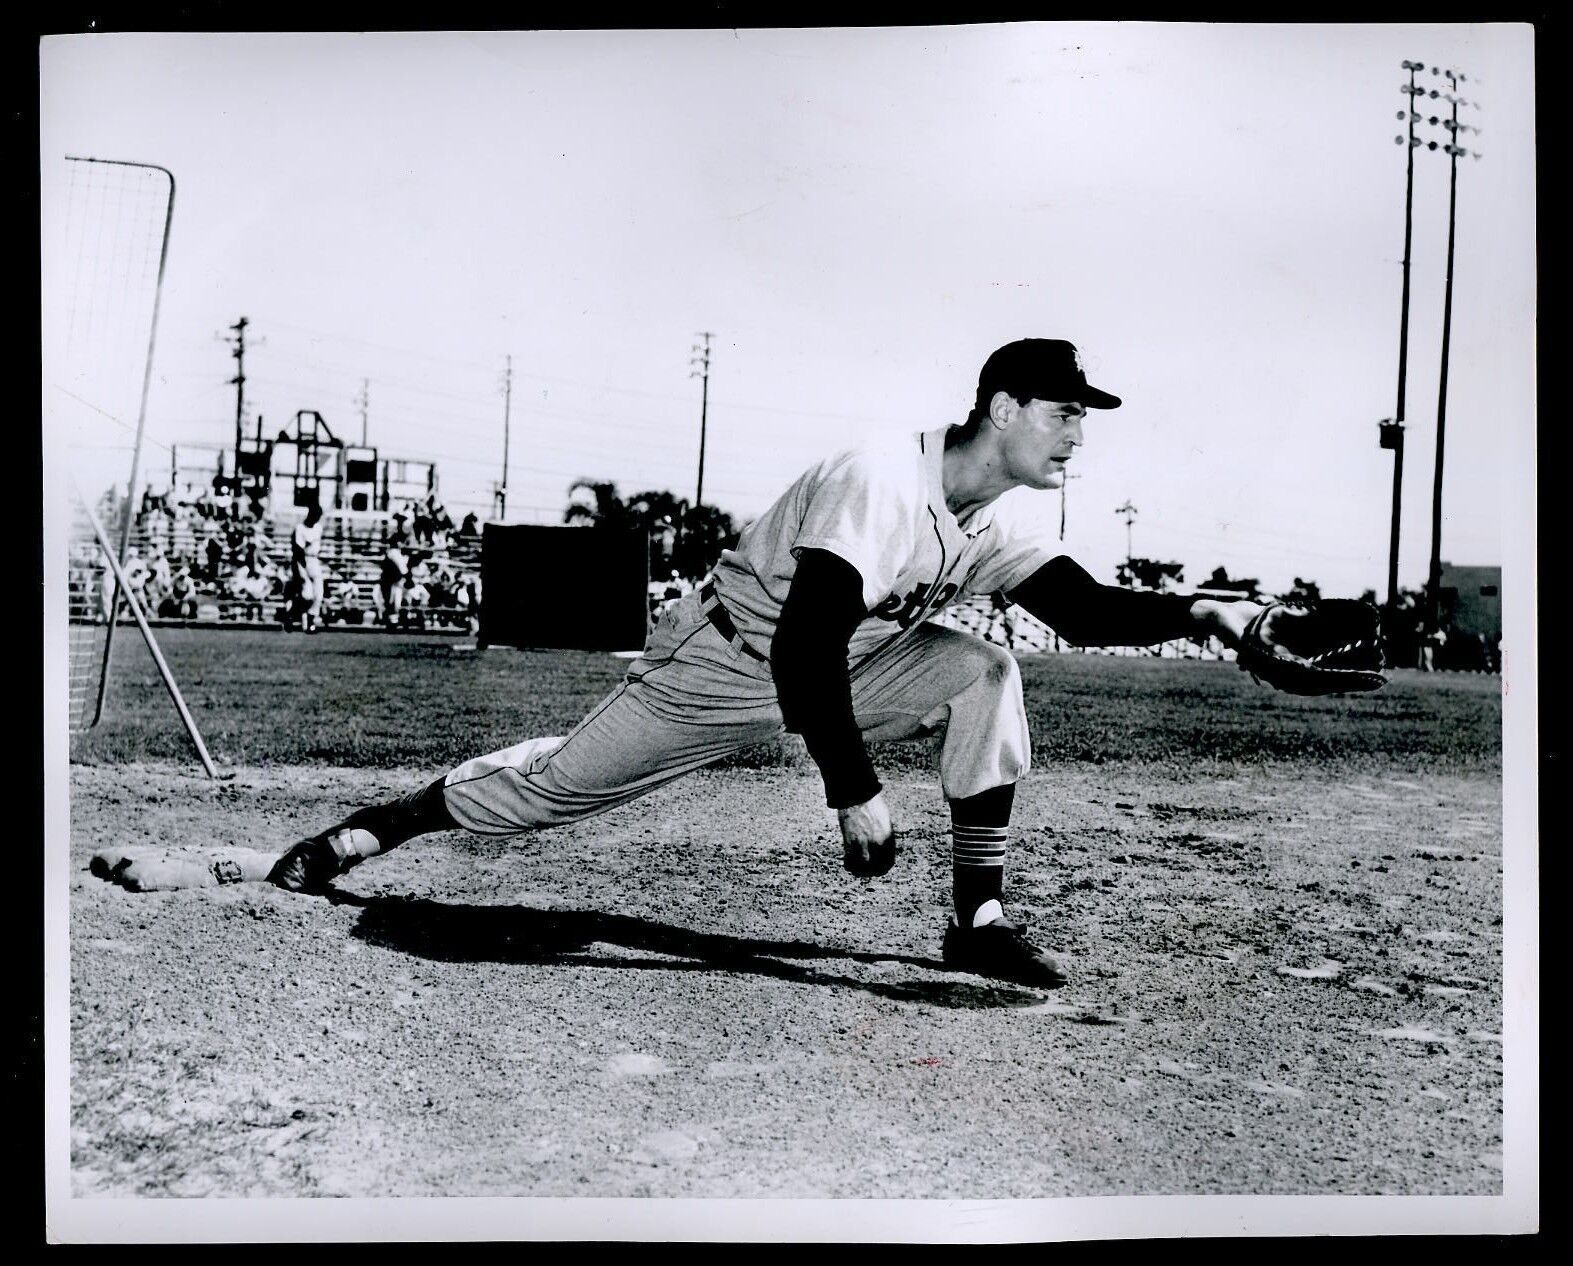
[
  {"left": 292, "top": 561, "right": 323, "bottom": 616},
  {"left": 442, "top": 587, "right": 1030, "bottom": 836}
]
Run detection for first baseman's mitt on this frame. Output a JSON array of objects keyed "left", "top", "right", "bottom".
[{"left": 1235, "top": 599, "right": 1387, "bottom": 696}]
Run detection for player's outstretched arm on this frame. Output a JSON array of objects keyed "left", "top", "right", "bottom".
[
  {"left": 1006, "top": 555, "right": 1260, "bottom": 648},
  {"left": 772, "top": 548, "right": 896, "bottom": 877}
]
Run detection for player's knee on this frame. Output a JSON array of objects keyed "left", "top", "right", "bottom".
[{"left": 972, "top": 638, "right": 1021, "bottom": 694}]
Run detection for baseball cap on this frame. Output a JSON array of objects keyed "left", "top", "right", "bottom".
[{"left": 977, "top": 338, "right": 1122, "bottom": 410}]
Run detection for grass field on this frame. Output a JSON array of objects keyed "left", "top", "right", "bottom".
[
  {"left": 73, "top": 627, "right": 1502, "bottom": 773},
  {"left": 63, "top": 628, "right": 1508, "bottom": 1208}
]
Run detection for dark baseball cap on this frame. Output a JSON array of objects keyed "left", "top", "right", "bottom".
[{"left": 977, "top": 338, "right": 1122, "bottom": 410}]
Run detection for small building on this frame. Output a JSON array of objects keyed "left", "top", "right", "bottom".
[{"left": 1438, "top": 561, "right": 1501, "bottom": 642}]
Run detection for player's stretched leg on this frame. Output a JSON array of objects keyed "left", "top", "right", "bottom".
[
  {"left": 270, "top": 591, "right": 784, "bottom": 891},
  {"left": 849, "top": 624, "right": 1065, "bottom": 987}
]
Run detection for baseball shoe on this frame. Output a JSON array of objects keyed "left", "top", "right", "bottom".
[
  {"left": 268, "top": 815, "right": 378, "bottom": 893},
  {"left": 942, "top": 914, "right": 1068, "bottom": 988}
]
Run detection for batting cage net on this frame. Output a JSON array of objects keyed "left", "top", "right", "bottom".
[
  {"left": 67, "top": 495, "right": 113, "bottom": 733},
  {"left": 47, "top": 154, "right": 175, "bottom": 734}
]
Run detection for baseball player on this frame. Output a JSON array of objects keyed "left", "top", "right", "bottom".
[
  {"left": 286, "top": 503, "right": 325, "bottom": 634},
  {"left": 377, "top": 540, "right": 409, "bottom": 626},
  {"left": 271, "top": 339, "right": 1272, "bottom": 987}
]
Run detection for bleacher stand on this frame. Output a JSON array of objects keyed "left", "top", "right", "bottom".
[
  {"left": 68, "top": 487, "right": 1232, "bottom": 657},
  {"left": 929, "top": 593, "right": 1232, "bottom": 661},
  {"left": 66, "top": 487, "right": 486, "bottom": 632}
]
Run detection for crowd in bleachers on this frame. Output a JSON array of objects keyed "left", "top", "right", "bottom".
[{"left": 72, "top": 486, "right": 486, "bottom": 633}]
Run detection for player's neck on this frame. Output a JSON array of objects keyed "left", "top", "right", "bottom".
[{"left": 941, "top": 431, "right": 1015, "bottom": 519}]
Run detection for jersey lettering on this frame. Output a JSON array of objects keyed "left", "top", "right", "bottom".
[{"left": 871, "top": 580, "right": 959, "bottom": 629}]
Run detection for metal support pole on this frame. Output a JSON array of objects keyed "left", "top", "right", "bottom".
[{"left": 75, "top": 481, "right": 218, "bottom": 778}]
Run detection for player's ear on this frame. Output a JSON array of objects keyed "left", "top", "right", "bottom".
[{"left": 986, "top": 390, "right": 1016, "bottom": 432}]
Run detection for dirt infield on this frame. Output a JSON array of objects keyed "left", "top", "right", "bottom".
[{"left": 63, "top": 635, "right": 1505, "bottom": 1199}]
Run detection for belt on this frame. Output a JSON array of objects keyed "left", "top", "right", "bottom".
[{"left": 699, "top": 580, "right": 768, "bottom": 662}]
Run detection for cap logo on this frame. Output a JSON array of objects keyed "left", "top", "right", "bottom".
[{"left": 1072, "top": 347, "right": 1086, "bottom": 375}]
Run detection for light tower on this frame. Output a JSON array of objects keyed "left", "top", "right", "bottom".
[{"left": 1395, "top": 64, "right": 1483, "bottom": 635}]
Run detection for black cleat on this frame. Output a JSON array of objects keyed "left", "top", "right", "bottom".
[
  {"left": 268, "top": 818, "right": 374, "bottom": 893},
  {"left": 942, "top": 915, "right": 1068, "bottom": 988}
]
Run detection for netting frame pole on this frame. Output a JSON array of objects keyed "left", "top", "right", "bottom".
[
  {"left": 68, "top": 156, "right": 177, "bottom": 728},
  {"left": 72, "top": 479, "right": 218, "bottom": 779}
]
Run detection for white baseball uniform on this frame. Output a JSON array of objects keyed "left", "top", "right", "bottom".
[
  {"left": 442, "top": 427, "right": 1065, "bottom": 836},
  {"left": 291, "top": 520, "right": 324, "bottom": 612}
]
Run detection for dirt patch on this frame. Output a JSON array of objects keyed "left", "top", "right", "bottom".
[{"left": 67, "top": 759, "right": 1502, "bottom": 1197}]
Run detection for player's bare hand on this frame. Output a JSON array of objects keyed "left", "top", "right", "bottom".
[
  {"left": 1193, "top": 598, "right": 1267, "bottom": 649},
  {"left": 839, "top": 793, "right": 897, "bottom": 877}
]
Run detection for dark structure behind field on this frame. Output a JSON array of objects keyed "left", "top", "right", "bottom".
[{"left": 481, "top": 524, "right": 649, "bottom": 652}]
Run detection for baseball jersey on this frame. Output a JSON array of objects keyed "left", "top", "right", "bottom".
[
  {"left": 711, "top": 427, "right": 1062, "bottom": 668},
  {"left": 291, "top": 521, "right": 323, "bottom": 565}
]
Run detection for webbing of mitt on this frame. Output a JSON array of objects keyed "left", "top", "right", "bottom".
[{"left": 1236, "top": 599, "right": 1387, "bottom": 696}]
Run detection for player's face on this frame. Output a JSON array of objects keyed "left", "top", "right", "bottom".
[{"left": 1003, "top": 398, "right": 1086, "bottom": 490}]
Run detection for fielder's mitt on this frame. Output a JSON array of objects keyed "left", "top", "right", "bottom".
[{"left": 1235, "top": 599, "right": 1387, "bottom": 696}]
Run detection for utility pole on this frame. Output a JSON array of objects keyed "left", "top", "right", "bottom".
[
  {"left": 1115, "top": 500, "right": 1138, "bottom": 564},
  {"left": 496, "top": 354, "right": 513, "bottom": 521},
  {"left": 1380, "top": 59, "right": 1424, "bottom": 615},
  {"left": 225, "top": 316, "right": 249, "bottom": 492},
  {"left": 1058, "top": 471, "right": 1080, "bottom": 541},
  {"left": 1418, "top": 66, "right": 1483, "bottom": 636},
  {"left": 357, "top": 378, "right": 370, "bottom": 446},
  {"left": 690, "top": 333, "right": 714, "bottom": 510}
]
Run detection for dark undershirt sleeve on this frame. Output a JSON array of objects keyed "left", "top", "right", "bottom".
[
  {"left": 771, "top": 548, "right": 882, "bottom": 810},
  {"left": 1006, "top": 555, "right": 1201, "bottom": 647}
]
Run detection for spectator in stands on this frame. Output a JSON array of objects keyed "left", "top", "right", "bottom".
[
  {"left": 145, "top": 543, "right": 172, "bottom": 610},
  {"left": 403, "top": 571, "right": 431, "bottom": 625},
  {"left": 429, "top": 512, "right": 453, "bottom": 552},
  {"left": 426, "top": 559, "right": 458, "bottom": 618},
  {"left": 119, "top": 546, "right": 151, "bottom": 612},
  {"left": 459, "top": 511, "right": 480, "bottom": 539},
  {"left": 224, "top": 513, "right": 249, "bottom": 560},
  {"left": 159, "top": 564, "right": 198, "bottom": 620},
  {"left": 403, "top": 552, "right": 434, "bottom": 625},
  {"left": 459, "top": 567, "right": 482, "bottom": 635},
  {"left": 414, "top": 499, "right": 435, "bottom": 545},
  {"left": 227, "top": 561, "right": 272, "bottom": 623},
  {"left": 245, "top": 517, "right": 270, "bottom": 573},
  {"left": 378, "top": 540, "right": 409, "bottom": 626},
  {"left": 426, "top": 498, "right": 454, "bottom": 551},
  {"left": 324, "top": 568, "right": 362, "bottom": 626},
  {"left": 197, "top": 486, "right": 219, "bottom": 520},
  {"left": 408, "top": 551, "right": 432, "bottom": 590},
  {"left": 143, "top": 492, "right": 171, "bottom": 550},
  {"left": 201, "top": 519, "right": 225, "bottom": 583}
]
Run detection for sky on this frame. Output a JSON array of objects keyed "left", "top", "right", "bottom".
[{"left": 40, "top": 23, "right": 1536, "bottom": 598}]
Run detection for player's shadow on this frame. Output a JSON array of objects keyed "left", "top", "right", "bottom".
[{"left": 328, "top": 892, "right": 1051, "bottom": 1008}]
